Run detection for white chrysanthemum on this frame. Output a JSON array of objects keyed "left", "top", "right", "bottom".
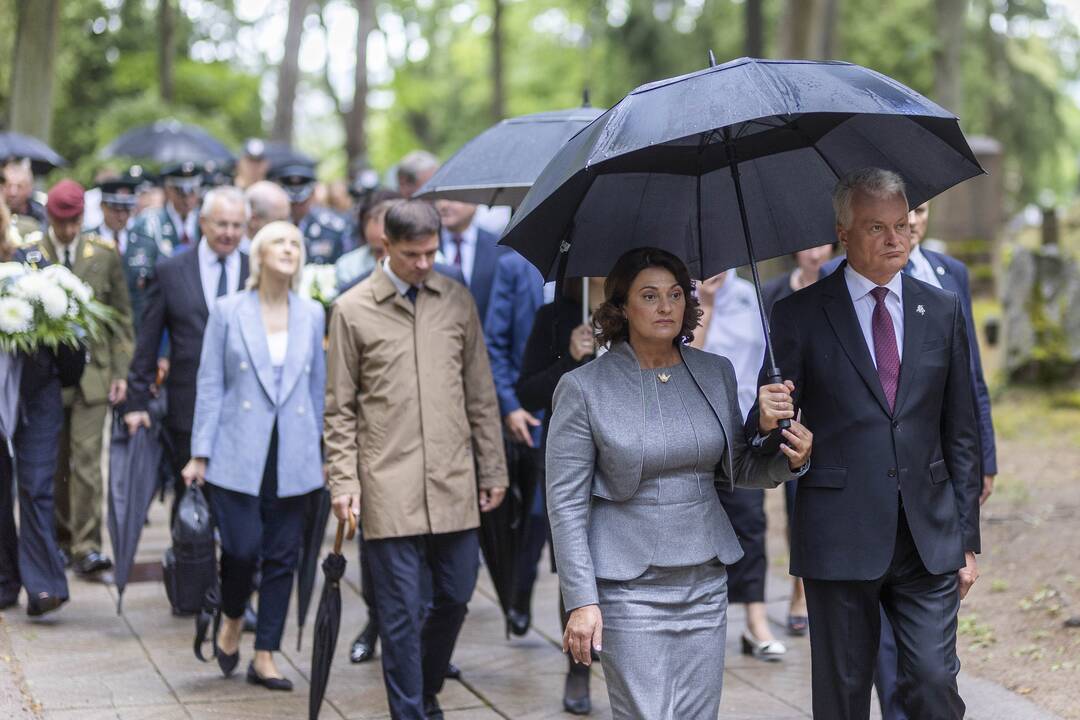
[
  {"left": 67, "top": 297, "right": 79, "bottom": 318},
  {"left": 0, "top": 297, "right": 33, "bottom": 334},
  {"left": 41, "top": 265, "right": 92, "bottom": 302},
  {"left": 0, "top": 262, "right": 26, "bottom": 282},
  {"left": 39, "top": 284, "right": 68, "bottom": 319},
  {"left": 10, "top": 272, "right": 50, "bottom": 302}
]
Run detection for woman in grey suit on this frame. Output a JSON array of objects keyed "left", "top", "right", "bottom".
[
  {"left": 182, "top": 221, "right": 326, "bottom": 690},
  {"left": 547, "top": 247, "right": 813, "bottom": 718}
]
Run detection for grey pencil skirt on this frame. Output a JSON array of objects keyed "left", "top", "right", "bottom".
[{"left": 596, "top": 560, "right": 728, "bottom": 719}]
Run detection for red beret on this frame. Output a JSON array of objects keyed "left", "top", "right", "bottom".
[{"left": 46, "top": 179, "right": 85, "bottom": 220}]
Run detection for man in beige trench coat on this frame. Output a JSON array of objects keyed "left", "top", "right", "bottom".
[{"left": 324, "top": 199, "right": 507, "bottom": 720}]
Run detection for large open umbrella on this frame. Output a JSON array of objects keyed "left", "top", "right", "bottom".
[
  {"left": 295, "top": 487, "right": 331, "bottom": 650},
  {"left": 0, "top": 132, "right": 66, "bottom": 173},
  {"left": 309, "top": 514, "right": 356, "bottom": 720},
  {"left": 501, "top": 56, "right": 984, "bottom": 394},
  {"left": 102, "top": 119, "right": 234, "bottom": 164}
]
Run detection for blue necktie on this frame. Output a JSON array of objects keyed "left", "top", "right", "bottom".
[
  {"left": 902, "top": 259, "right": 915, "bottom": 276},
  {"left": 405, "top": 286, "right": 419, "bottom": 304},
  {"left": 215, "top": 257, "right": 228, "bottom": 297}
]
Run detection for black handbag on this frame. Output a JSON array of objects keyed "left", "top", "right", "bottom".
[{"left": 162, "top": 484, "right": 217, "bottom": 617}]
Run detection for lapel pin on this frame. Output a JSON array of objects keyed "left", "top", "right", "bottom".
[
  {"left": 916, "top": 304, "right": 926, "bottom": 315},
  {"left": 936, "top": 266, "right": 945, "bottom": 275}
]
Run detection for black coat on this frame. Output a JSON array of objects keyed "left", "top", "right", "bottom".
[{"left": 515, "top": 298, "right": 591, "bottom": 438}]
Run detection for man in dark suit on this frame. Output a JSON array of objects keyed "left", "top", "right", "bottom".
[
  {"left": 749, "top": 168, "right": 981, "bottom": 720},
  {"left": 435, "top": 200, "right": 505, "bottom": 322},
  {"left": 124, "top": 186, "right": 249, "bottom": 513}
]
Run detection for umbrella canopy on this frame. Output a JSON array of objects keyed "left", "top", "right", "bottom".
[
  {"left": 0, "top": 132, "right": 67, "bottom": 173},
  {"left": 414, "top": 106, "right": 605, "bottom": 207},
  {"left": 295, "top": 488, "right": 332, "bottom": 650},
  {"left": 107, "top": 409, "right": 164, "bottom": 613},
  {"left": 263, "top": 142, "right": 316, "bottom": 173},
  {"left": 101, "top": 119, "right": 234, "bottom": 164},
  {"left": 501, "top": 57, "right": 984, "bottom": 281},
  {"left": 309, "top": 515, "right": 356, "bottom": 720}
]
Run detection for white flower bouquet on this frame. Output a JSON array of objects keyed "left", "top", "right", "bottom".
[
  {"left": 299, "top": 264, "right": 339, "bottom": 308},
  {"left": 0, "top": 262, "right": 116, "bottom": 353}
]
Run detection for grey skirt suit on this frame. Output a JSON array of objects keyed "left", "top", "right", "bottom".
[{"left": 546, "top": 341, "right": 794, "bottom": 719}]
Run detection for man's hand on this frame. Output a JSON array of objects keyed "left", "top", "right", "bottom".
[
  {"left": 563, "top": 604, "right": 603, "bottom": 666},
  {"left": 779, "top": 420, "right": 813, "bottom": 470},
  {"left": 504, "top": 409, "right": 541, "bottom": 447},
  {"left": 108, "top": 379, "right": 127, "bottom": 406},
  {"left": 332, "top": 493, "right": 360, "bottom": 523},
  {"left": 123, "top": 410, "right": 151, "bottom": 436},
  {"left": 980, "top": 475, "right": 995, "bottom": 505},
  {"left": 479, "top": 487, "right": 506, "bottom": 513},
  {"left": 758, "top": 380, "right": 796, "bottom": 434},
  {"left": 181, "top": 457, "right": 207, "bottom": 487},
  {"left": 156, "top": 357, "right": 170, "bottom": 383},
  {"left": 958, "top": 551, "right": 979, "bottom": 600},
  {"left": 568, "top": 324, "right": 595, "bottom": 362}
]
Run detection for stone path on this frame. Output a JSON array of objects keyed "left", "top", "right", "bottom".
[{"left": 0, "top": 498, "right": 1062, "bottom": 719}]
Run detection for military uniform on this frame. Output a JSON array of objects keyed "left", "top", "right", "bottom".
[
  {"left": 21, "top": 227, "right": 134, "bottom": 564},
  {"left": 11, "top": 198, "right": 45, "bottom": 237},
  {"left": 299, "top": 206, "right": 349, "bottom": 265}
]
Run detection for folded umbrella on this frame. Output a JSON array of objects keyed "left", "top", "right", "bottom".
[
  {"left": 0, "top": 132, "right": 67, "bottom": 173},
  {"left": 309, "top": 514, "right": 356, "bottom": 720},
  {"left": 102, "top": 119, "right": 234, "bottom": 164},
  {"left": 295, "top": 487, "right": 332, "bottom": 650}
]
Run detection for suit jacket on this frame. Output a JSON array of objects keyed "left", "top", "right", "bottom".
[
  {"left": 441, "top": 226, "right": 505, "bottom": 323},
  {"left": 546, "top": 341, "right": 794, "bottom": 611},
  {"left": 483, "top": 251, "right": 546, "bottom": 421},
  {"left": 822, "top": 252, "right": 996, "bottom": 475},
  {"left": 748, "top": 264, "right": 980, "bottom": 580},
  {"left": 324, "top": 262, "right": 507, "bottom": 540},
  {"left": 127, "top": 248, "right": 250, "bottom": 433},
  {"left": 190, "top": 291, "right": 325, "bottom": 497}
]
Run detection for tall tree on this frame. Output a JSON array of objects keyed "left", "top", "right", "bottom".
[
  {"left": 491, "top": 0, "right": 506, "bottom": 121},
  {"left": 8, "top": 0, "right": 61, "bottom": 140},
  {"left": 933, "top": 0, "right": 967, "bottom": 115},
  {"left": 779, "top": 0, "right": 837, "bottom": 59},
  {"left": 744, "top": 0, "right": 764, "bottom": 57},
  {"left": 345, "top": 0, "right": 375, "bottom": 168},
  {"left": 273, "top": 0, "right": 308, "bottom": 144},
  {"left": 158, "top": 0, "right": 175, "bottom": 102}
]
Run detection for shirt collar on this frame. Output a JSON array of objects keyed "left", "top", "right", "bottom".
[
  {"left": 198, "top": 238, "right": 237, "bottom": 266},
  {"left": 381, "top": 257, "right": 413, "bottom": 296},
  {"left": 844, "top": 262, "right": 903, "bottom": 303}
]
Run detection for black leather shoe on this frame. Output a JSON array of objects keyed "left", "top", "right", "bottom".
[
  {"left": 0, "top": 592, "right": 18, "bottom": 610},
  {"left": 216, "top": 649, "right": 240, "bottom": 677},
  {"left": 74, "top": 552, "right": 113, "bottom": 577},
  {"left": 507, "top": 607, "right": 530, "bottom": 637},
  {"left": 423, "top": 694, "right": 444, "bottom": 720},
  {"left": 563, "top": 661, "right": 591, "bottom": 715},
  {"left": 246, "top": 661, "right": 293, "bottom": 691},
  {"left": 444, "top": 661, "right": 461, "bottom": 680},
  {"left": 26, "top": 594, "right": 66, "bottom": 618},
  {"left": 242, "top": 603, "right": 257, "bottom": 633},
  {"left": 350, "top": 623, "right": 378, "bottom": 663}
]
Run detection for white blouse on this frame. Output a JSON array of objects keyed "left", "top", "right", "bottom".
[{"left": 266, "top": 331, "right": 288, "bottom": 367}]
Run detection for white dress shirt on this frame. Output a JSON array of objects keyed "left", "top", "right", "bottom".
[
  {"left": 702, "top": 270, "right": 767, "bottom": 419},
  {"left": 441, "top": 224, "right": 478, "bottom": 286},
  {"left": 98, "top": 224, "right": 129, "bottom": 255},
  {"left": 166, "top": 203, "right": 199, "bottom": 245},
  {"left": 907, "top": 244, "right": 944, "bottom": 289},
  {"left": 844, "top": 264, "right": 904, "bottom": 369},
  {"left": 197, "top": 239, "right": 241, "bottom": 311},
  {"left": 382, "top": 257, "right": 415, "bottom": 297}
]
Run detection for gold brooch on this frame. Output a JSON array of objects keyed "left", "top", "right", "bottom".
[{"left": 657, "top": 373, "right": 671, "bottom": 383}]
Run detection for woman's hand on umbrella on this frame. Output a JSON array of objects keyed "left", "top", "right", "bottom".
[
  {"left": 569, "top": 324, "right": 595, "bottom": 361},
  {"left": 563, "top": 604, "right": 602, "bottom": 666},
  {"left": 181, "top": 458, "right": 207, "bottom": 487},
  {"left": 780, "top": 420, "right": 813, "bottom": 471},
  {"left": 332, "top": 493, "right": 360, "bottom": 523},
  {"left": 479, "top": 487, "right": 506, "bottom": 513},
  {"left": 123, "top": 410, "right": 151, "bottom": 436},
  {"left": 758, "top": 380, "right": 796, "bottom": 433}
]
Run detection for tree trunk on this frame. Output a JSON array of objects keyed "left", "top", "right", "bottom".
[
  {"left": 345, "top": 0, "right": 374, "bottom": 169},
  {"left": 158, "top": 0, "right": 175, "bottom": 102},
  {"left": 8, "top": 0, "right": 61, "bottom": 141},
  {"left": 779, "top": 0, "right": 835, "bottom": 59},
  {"left": 934, "top": 0, "right": 967, "bottom": 115},
  {"left": 491, "top": 0, "right": 506, "bottom": 121},
  {"left": 273, "top": 0, "right": 308, "bottom": 145},
  {"left": 744, "top": 0, "right": 764, "bottom": 57}
]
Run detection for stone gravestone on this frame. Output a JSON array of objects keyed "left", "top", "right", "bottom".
[{"left": 1003, "top": 244, "right": 1080, "bottom": 382}]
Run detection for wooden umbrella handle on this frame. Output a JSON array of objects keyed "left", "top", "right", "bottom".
[{"left": 333, "top": 513, "right": 358, "bottom": 555}]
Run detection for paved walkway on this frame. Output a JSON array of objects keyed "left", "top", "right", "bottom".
[{"left": 0, "top": 498, "right": 1062, "bottom": 720}]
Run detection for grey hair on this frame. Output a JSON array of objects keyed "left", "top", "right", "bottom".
[
  {"left": 244, "top": 180, "right": 290, "bottom": 222},
  {"left": 832, "top": 168, "right": 907, "bottom": 228},
  {"left": 246, "top": 220, "right": 305, "bottom": 291},
  {"left": 201, "top": 185, "right": 245, "bottom": 218},
  {"left": 396, "top": 150, "right": 440, "bottom": 182}
]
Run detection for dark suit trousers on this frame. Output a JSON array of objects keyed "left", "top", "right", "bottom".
[
  {"left": 0, "top": 377, "right": 69, "bottom": 603},
  {"left": 874, "top": 608, "right": 908, "bottom": 720},
  {"left": 803, "top": 508, "right": 964, "bottom": 720},
  {"left": 164, "top": 428, "right": 191, "bottom": 526},
  {"left": 208, "top": 428, "right": 306, "bottom": 651},
  {"left": 366, "top": 529, "right": 479, "bottom": 720},
  {"left": 715, "top": 485, "right": 767, "bottom": 603}
]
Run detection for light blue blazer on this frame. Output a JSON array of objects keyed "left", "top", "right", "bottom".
[{"left": 191, "top": 290, "right": 326, "bottom": 497}]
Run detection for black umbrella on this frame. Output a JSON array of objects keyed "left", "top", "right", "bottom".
[
  {"left": 309, "top": 515, "right": 356, "bottom": 720},
  {"left": 501, "top": 56, "right": 984, "bottom": 395},
  {"left": 263, "top": 142, "right": 316, "bottom": 173},
  {"left": 414, "top": 104, "right": 604, "bottom": 207},
  {"left": 107, "top": 408, "right": 164, "bottom": 613},
  {"left": 102, "top": 119, "right": 235, "bottom": 164},
  {"left": 295, "top": 487, "right": 332, "bottom": 650},
  {"left": 0, "top": 132, "right": 66, "bottom": 173}
]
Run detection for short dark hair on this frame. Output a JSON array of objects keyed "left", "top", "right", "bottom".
[
  {"left": 384, "top": 199, "right": 440, "bottom": 243},
  {"left": 357, "top": 189, "right": 403, "bottom": 229},
  {"left": 593, "top": 247, "right": 701, "bottom": 347}
]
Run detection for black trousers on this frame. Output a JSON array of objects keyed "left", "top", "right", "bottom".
[
  {"left": 208, "top": 429, "right": 306, "bottom": 651},
  {"left": 715, "top": 485, "right": 766, "bottom": 603},
  {"left": 803, "top": 508, "right": 964, "bottom": 720},
  {"left": 366, "top": 529, "right": 479, "bottom": 720},
  {"left": 874, "top": 607, "right": 908, "bottom": 720},
  {"left": 511, "top": 446, "right": 547, "bottom": 605},
  {"left": 165, "top": 427, "right": 191, "bottom": 526},
  {"left": 0, "top": 376, "right": 69, "bottom": 604}
]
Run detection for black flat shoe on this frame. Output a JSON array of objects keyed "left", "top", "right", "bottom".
[
  {"left": 741, "top": 631, "right": 786, "bottom": 662},
  {"left": 216, "top": 649, "right": 239, "bottom": 677},
  {"left": 246, "top": 661, "right": 293, "bottom": 691},
  {"left": 563, "top": 661, "right": 591, "bottom": 715},
  {"left": 423, "top": 694, "right": 444, "bottom": 720},
  {"left": 444, "top": 661, "right": 461, "bottom": 680},
  {"left": 507, "top": 608, "right": 530, "bottom": 637},
  {"left": 74, "top": 551, "right": 112, "bottom": 577},
  {"left": 26, "top": 593, "right": 66, "bottom": 618},
  {"left": 350, "top": 625, "right": 378, "bottom": 663}
]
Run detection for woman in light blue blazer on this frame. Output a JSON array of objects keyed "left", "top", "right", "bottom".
[
  {"left": 547, "top": 248, "right": 813, "bottom": 718},
  {"left": 183, "top": 221, "right": 326, "bottom": 691}
]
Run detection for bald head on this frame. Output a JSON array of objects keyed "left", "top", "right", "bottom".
[{"left": 245, "top": 181, "right": 291, "bottom": 239}]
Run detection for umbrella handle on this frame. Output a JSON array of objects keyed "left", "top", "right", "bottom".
[{"left": 333, "top": 514, "right": 358, "bottom": 555}]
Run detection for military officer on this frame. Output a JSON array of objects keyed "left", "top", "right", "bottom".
[
  {"left": 128, "top": 161, "right": 202, "bottom": 257},
  {"left": 21, "top": 180, "right": 134, "bottom": 578},
  {"left": 269, "top": 163, "right": 348, "bottom": 265},
  {"left": 2, "top": 159, "right": 46, "bottom": 237}
]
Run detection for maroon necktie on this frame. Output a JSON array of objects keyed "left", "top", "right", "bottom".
[
  {"left": 451, "top": 234, "right": 463, "bottom": 266},
  {"left": 870, "top": 286, "right": 900, "bottom": 411}
]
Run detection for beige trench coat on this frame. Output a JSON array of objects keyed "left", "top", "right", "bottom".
[{"left": 324, "top": 264, "right": 508, "bottom": 539}]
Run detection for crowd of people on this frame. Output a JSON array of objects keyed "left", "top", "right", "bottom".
[{"left": 0, "top": 143, "right": 997, "bottom": 720}]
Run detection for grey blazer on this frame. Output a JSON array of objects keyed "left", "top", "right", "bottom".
[{"left": 546, "top": 341, "right": 794, "bottom": 611}]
